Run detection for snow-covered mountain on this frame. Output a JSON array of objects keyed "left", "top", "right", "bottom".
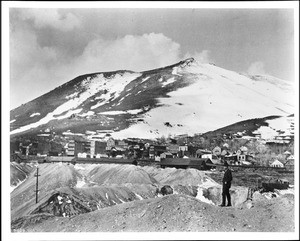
[{"left": 10, "top": 58, "right": 294, "bottom": 139}]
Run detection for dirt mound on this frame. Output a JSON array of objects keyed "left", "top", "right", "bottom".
[
  {"left": 10, "top": 163, "right": 295, "bottom": 233},
  {"left": 30, "top": 190, "right": 92, "bottom": 217},
  {"left": 14, "top": 163, "right": 216, "bottom": 221},
  {"left": 11, "top": 213, "right": 54, "bottom": 232},
  {"left": 63, "top": 184, "right": 159, "bottom": 210},
  {"left": 10, "top": 162, "right": 34, "bottom": 188},
  {"left": 195, "top": 185, "right": 249, "bottom": 206},
  {"left": 11, "top": 193, "right": 294, "bottom": 232},
  {"left": 74, "top": 164, "right": 158, "bottom": 185},
  {"left": 11, "top": 163, "right": 251, "bottom": 219},
  {"left": 142, "top": 166, "right": 217, "bottom": 186},
  {"left": 11, "top": 163, "right": 83, "bottom": 220},
  {"left": 11, "top": 183, "right": 159, "bottom": 222}
]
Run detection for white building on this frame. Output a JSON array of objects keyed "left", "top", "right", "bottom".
[
  {"left": 78, "top": 152, "right": 87, "bottom": 158},
  {"left": 270, "top": 160, "right": 284, "bottom": 168}
]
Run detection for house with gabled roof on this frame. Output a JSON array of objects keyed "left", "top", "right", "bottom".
[
  {"left": 285, "top": 156, "right": 294, "bottom": 171},
  {"left": 270, "top": 159, "right": 284, "bottom": 168}
]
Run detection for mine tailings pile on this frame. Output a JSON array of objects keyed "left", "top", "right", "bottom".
[{"left": 10, "top": 162, "right": 294, "bottom": 232}]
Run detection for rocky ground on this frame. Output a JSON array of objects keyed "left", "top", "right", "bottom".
[
  {"left": 206, "top": 167, "right": 295, "bottom": 190},
  {"left": 10, "top": 162, "right": 295, "bottom": 232},
  {"left": 10, "top": 162, "right": 34, "bottom": 190},
  {"left": 12, "top": 193, "right": 294, "bottom": 232}
]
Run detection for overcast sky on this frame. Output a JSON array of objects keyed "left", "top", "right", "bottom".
[{"left": 9, "top": 5, "right": 295, "bottom": 109}]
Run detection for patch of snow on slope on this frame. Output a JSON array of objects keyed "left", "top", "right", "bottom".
[
  {"left": 94, "top": 96, "right": 103, "bottom": 100},
  {"left": 99, "top": 111, "right": 128, "bottom": 115},
  {"left": 86, "top": 134, "right": 106, "bottom": 140},
  {"left": 56, "top": 108, "right": 82, "bottom": 120},
  {"left": 78, "top": 111, "right": 94, "bottom": 117},
  {"left": 127, "top": 109, "right": 143, "bottom": 115},
  {"left": 196, "top": 187, "right": 215, "bottom": 205},
  {"left": 91, "top": 101, "right": 104, "bottom": 110},
  {"left": 37, "top": 133, "right": 50, "bottom": 137},
  {"left": 134, "top": 193, "right": 144, "bottom": 200},
  {"left": 89, "top": 72, "right": 141, "bottom": 110},
  {"left": 10, "top": 119, "right": 16, "bottom": 123},
  {"left": 199, "top": 179, "right": 220, "bottom": 188},
  {"left": 141, "top": 76, "right": 150, "bottom": 83},
  {"left": 76, "top": 178, "right": 86, "bottom": 188},
  {"left": 62, "top": 131, "right": 84, "bottom": 136},
  {"left": 116, "top": 97, "right": 125, "bottom": 105},
  {"left": 74, "top": 165, "right": 85, "bottom": 170},
  {"left": 10, "top": 178, "right": 27, "bottom": 193},
  {"left": 30, "top": 113, "right": 40, "bottom": 117},
  {"left": 275, "top": 188, "right": 294, "bottom": 196},
  {"left": 172, "top": 67, "right": 182, "bottom": 76},
  {"left": 249, "top": 75, "right": 293, "bottom": 92},
  {"left": 255, "top": 126, "right": 278, "bottom": 140},
  {"left": 65, "top": 92, "right": 78, "bottom": 99},
  {"left": 267, "top": 116, "right": 293, "bottom": 133},
  {"left": 118, "top": 197, "right": 126, "bottom": 203},
  {"left": 256, "top": 116, "right": 293, "bottom": 139},
  {"left": 10, "top": 72, "right": 141, "bottom": 135},
  {"left": 112, "top": 62, "right": 293, "bottom": 139},
  {"left": 162, "top": 77, "right": 176, "bottom": 87},
  {"left": 185, "top": 62, "right": 293, "bottom": 112},
  {"left": 10, "top": 162, "right": 33, "bottom": 192},
  {"left": 98, "top": 109, "right": 143, "bottom": 115},
  {"left": 86, "top": 130, "right": 96, "bottom": 135}
]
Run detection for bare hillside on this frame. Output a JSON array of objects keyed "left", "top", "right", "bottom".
[
  {"left": 12, "top": 193, "right": 294, "bottom": 232},
  {"left": 10, "top": 163, "right": 294, "bottom": 232}
]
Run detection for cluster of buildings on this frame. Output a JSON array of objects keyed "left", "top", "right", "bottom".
[
  {"left": 12, "top": 135, "right": 294, "bottom": 171},
  {"left": 269, "top": 151, "right": 294, "bottom": 171},
  {"left": 63, "top": 137, "right": 195, "bottom": 160},
  {"left": 13, "top": 135, "right": 260, "bottom": 166},
  {"left": 11, "top": 116, "right": 294, "bottom": 170},
  {"left": 61, "top": 136, "right": 258, "bottom": 165},
  {"left": 196, "top": 145, "right": 256, "bottom": 166}
]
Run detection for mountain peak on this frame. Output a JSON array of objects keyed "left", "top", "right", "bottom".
[
  {"left": 10, "top": 57, "right": 294, "bottom": 139},
  {"left": 177, "top": 57, "right": 195, "bottom": 67}
]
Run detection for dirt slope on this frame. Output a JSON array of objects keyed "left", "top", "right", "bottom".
[
  {"left": 11, "top": 163, "right": 295, "bottom": 232},
  {"left": 10, "top": 162, "right": 34, "bottom": 187},
  {"left": 75, "top": 164, "right": 158, "bottom": 185},
  {"left": 141, "top": 166, "right": 217, "bottom": 186},
  {"left": 11, "top": 163, "right": 159, "bottom": 220},
  {"left": 11, "top": 163, "right": 82, "bottom": 220},
  {"left": 12, "top": 193, "right": 294, "bottom": 232}
]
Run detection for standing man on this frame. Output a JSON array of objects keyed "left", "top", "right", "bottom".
[{"left": 220, "top": 161, "right": 232, "bottom": 207}]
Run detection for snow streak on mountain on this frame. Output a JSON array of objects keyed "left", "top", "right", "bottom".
[{"left": 10, "top": 58, "right": 294, "bottom": 139}]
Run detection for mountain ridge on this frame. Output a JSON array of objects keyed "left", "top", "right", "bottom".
[{"left": 10, "top": 58, "right": 294, "bottom": 139}]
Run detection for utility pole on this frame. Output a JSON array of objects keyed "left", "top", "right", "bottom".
[{"left": 34, "top": 166, "right": 40, "bottom": 204}]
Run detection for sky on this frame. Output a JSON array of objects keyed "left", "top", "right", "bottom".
[{"left": 7, "top": 3, "right": 296, "bottom": 110}]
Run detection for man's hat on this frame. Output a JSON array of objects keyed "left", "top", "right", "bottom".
[{"left": 224, "top": 161, "right": 229, "bottom": 167}]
